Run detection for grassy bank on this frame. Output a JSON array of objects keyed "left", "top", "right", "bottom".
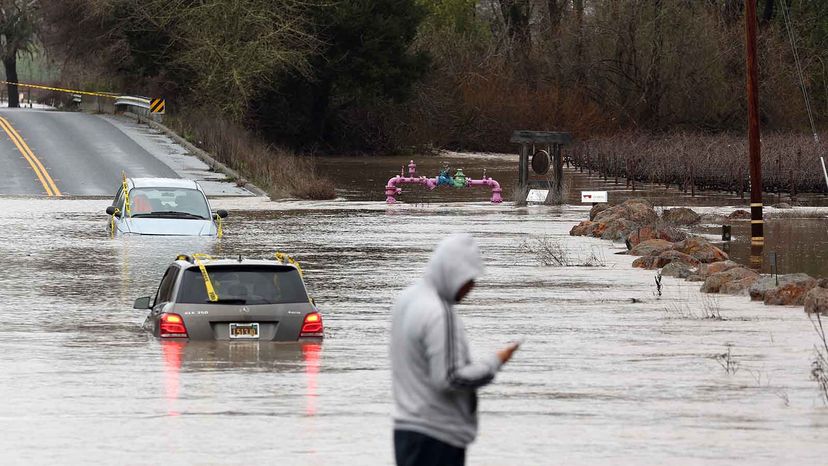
[
  {"left": 165, "top": 110, "right": 335, "bottom": 200},
  {"left": 571, "top": 131, "right": 828, "bottom": 199}
]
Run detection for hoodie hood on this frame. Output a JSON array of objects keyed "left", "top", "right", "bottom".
[{"left": 424, "top": 234, "right": 484, "bottom": 303}]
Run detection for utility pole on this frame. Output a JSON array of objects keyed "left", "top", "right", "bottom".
[{"left": 745, "top": 0, "right": 764, "bottom": 267}]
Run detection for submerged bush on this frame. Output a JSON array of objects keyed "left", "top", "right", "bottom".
[{"left": 166, "top": 110, "right": 335, "bottom": 200}]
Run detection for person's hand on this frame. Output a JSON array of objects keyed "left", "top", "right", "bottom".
[{"left": 497, "top": 341, "right": 521, "bottom": 364}]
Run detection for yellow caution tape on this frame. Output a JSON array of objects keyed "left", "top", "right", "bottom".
[
  {"left": 109, "top": 208, "right": 120, "bottom": 238},
  {"left": 216, "top": 215, "right": 223, "bottom": 238},
  {"left": 193, "top": 253, "right": 219, "bottom": 302},
  {"left": 0, "top": 80, "right": 119, "bottom": 99},
  {"left": 274, "top": 252, "right": 303, "bottom": 278},
  {"left": 121, "top": 172, "right": 131, "bottom": 217},
  {"left": 274, "top": 252, "right": 313, "bottom": 305}
]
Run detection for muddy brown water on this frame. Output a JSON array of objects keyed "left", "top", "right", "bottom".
[{"left": 1, "top": 153, "right": 827, "bottom": 464}]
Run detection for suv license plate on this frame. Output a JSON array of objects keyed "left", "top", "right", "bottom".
[{"left": 229, "top": 323, "right": 259, "bottom": 339}]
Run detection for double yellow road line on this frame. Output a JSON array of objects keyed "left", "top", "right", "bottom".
[{"left": 0, "top": 116, "right": 61, "bottom": 196}]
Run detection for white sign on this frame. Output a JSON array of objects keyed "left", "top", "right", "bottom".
[
  {"left": 526, "top": 189, "right": 549, "bottom": 203},
  {"left": 581, "top": 191, "right": 608, "bottom": 203}
]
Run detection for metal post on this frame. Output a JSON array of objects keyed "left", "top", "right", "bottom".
[
  {"left": 519, "top": 143, "right": 529, "bottom": 194},
  {"left": 554, "top": 144, "right": 563, "bottom": 198},
  {"left": 745, "top": 0, "right": 764, "bottom": 267},
  {"left": 821, "top": 156, "right": 828, "bottom": 191}
]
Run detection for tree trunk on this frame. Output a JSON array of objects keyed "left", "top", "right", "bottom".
[
  {"left": 761, "top": 0, "right": 774, "bottom": 24},
  {"left": 4, "top": 56, "right": 19, "bottom": 108}
]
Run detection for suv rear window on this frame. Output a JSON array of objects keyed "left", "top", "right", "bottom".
[{"left": 177, "top": 265, "right": 309, "bottom": 304}]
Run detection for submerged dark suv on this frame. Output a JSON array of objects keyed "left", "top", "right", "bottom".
[{"left": 134, "top": 255, "right": 324, "bottom": 341}]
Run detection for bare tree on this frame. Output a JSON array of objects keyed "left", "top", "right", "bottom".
[{"left": 0, "top": 0, "right": 38, "bottom": 108}]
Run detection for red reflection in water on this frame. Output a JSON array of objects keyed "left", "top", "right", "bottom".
[
  {"left": 302, "top": 342, "right": 322, "bottom": 416},
  {"left": 162, "top": 340, "right": 185, "bottom": 416}
]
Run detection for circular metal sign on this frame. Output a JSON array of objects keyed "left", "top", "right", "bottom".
[{"left": 531, "top": 150, "right": 550, "bottom": 175}]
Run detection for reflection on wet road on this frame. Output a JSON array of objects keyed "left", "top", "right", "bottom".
[{"left": 1, "top": 194, "right": 827, "bottom": 464}]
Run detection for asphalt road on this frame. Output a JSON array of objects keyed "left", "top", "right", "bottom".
[{"left": 0, "top": 109, "right": 179, "bottom": 196}]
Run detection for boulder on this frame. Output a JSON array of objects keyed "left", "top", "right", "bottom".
[
  {"left": 749, "top": 273, "right": 817, "bottom": 303},
  {"left": 701, "top": 267, "right": 759, "bottom": 294},
  {"left": 661, "top": 261, "right": 695, "bottom": 278},
  {"left": 570, "top": 220, "right": 600, "bottom": 236},
  {"left": 696, "top": 260, "right": 741, "bottom": 279},
  {"left": 601, "top": 218, "right": 637, "bottom": 241},
  {"left": 589, "top": 203, "right": 609, "bottom": 221},
  {"left": 728, "top": 209, "right": 751, "bottom": 220},
  {"left": 673, "top": 237, "right": 729, "bottom": 263},
  {"left": 594, "top": 198, "right": 658, "bottom": 226},
  {"left": 632, "top": 250, "right": 699, "bottom": 270},
  {"left": 764, "top": 278, "right": 818, "bottom": 306},
  {"left": 662, "top": 207, "right": 701, "bottom": 225},
  {"left": 632, "top": 256, "right": 659, "bottom": 269},
  {"left": 720, "top": 276, "right": 760, "bottom": 296},
  {"left": 627, "top": 225, "right": 687, "bottom": 247},
  {"left": 701, "top": 213, "right": 727, "bottom": 224},
  {"left": 805, "top": 287, "right": 828, "bottom": 314},
  {"left": 629, "top": 239, "right": 674, "bottom": 257},
  {"left": 658, "top": 250, "right": 701, "bottom": 267},
  {"left": 771, "top": 202, "right": 792, "bottom": 209}
]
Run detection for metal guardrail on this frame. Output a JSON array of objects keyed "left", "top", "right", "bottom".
[{"left": 114, "top": 95, "right": 159, "bottom": 120}]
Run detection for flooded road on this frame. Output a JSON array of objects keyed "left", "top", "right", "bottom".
[{"left": 2, "top": 189, "right": 828, "bottom": 464}]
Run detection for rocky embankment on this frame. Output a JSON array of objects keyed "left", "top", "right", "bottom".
[{"left": 570, "top": 199, "right": 828, "bottom": 313}]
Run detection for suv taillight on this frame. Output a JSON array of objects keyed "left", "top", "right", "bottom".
[
  {"left": 160, "top": 313, "right": 189, "bottom": 338},
  {"left": 300, "top": 312, "right": 324, "bottom": 338}
]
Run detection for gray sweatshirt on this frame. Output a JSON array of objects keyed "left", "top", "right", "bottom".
[{"left": 390, "top": 234, "right": 504, "bottom": 448}]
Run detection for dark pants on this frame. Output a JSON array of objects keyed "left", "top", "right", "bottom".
[{"left": 394, "top": 430, "right": 466, "bottom": 466}]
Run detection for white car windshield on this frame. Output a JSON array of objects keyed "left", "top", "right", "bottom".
[{"left": 129, "top": 187, "right": 210, "bottom": 219}]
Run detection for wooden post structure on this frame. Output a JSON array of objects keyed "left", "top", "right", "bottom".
[
  {"left": 745, "top": 0, "right": 764, "bottom": 268},
  {"left": 510, "top": 131, "right": 572, "bottom": 203}
]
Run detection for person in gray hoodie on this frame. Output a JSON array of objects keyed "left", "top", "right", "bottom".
[{"left": 390, "top": 233, "right": 519, "bottom": 466}]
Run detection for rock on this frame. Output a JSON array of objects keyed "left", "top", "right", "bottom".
[
  {"left": 661, "top": 261, "right": 695, "bottom": 278},
  {"left": 749, "top": 273, "right": 817, "bottom": 303},
  {"left": 771, "top": 202, "right": 792, "bottom": 209},
  {"left": 673, "top": 237, "right": 729, "bottom": 263},
  {"left": 629, "top": 239, "right": 674, "bottom": 256},
  {"left": 662, "top": 207, "right": 701, "bottom": 225},
  {"left": 701, "top": 267, "right": 759, "bottom": 294},
  {"left": 728, "top": 209, "right": 751, "bottom": 220},
  {"left": 600, "top": 218, "right": 636, "bottom": 240},
  {"left": 658, "top": 250, "right": 701, "bottom": 267},
  {"left": 591, "top": 222, "right": 607, "bottom": 238},
  {"left": 589, "top": 203, "right": 609, "bottom": 221},
  {"left": 632, "top": 250, "right": 699, "bottom": 270},
  {"left": 570, "top": 220, "right": 600, "bottom": 236},
  {"left": 720, "top": 276, "right": 761, "bottom": 296},
  {"left": 805, "top": 287, "right": 828, "bottom": 314},
  {"left": 701, "top": 213, "right": 727, "bottom": 224},
  {"left": 764, "top": 278, "right": 818, "bottom": 306},
  {"left": 626, "top": 225, "right": 687, "bottom": 247},
  {"left": 696, "top": 260, "right": 741, "bottom": 279},
  {"left": 594, "top": 199, "right": 658, "bottom": 227}
]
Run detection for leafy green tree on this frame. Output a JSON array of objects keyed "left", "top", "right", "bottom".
[
  {"left": 255, "top": 0, "right": 429, "bottom": 149},
  {"left": 0, "top": 0, "right": 38, "bottom": 108}
]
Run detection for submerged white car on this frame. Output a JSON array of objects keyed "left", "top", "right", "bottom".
[{"left": 105, "top": 178, "right": 228, "bottom": 236}]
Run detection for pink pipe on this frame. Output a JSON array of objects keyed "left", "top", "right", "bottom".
[
  {"left": 385, "top": 176, "right": 502, "bottom": 204},
  {"left": 385, "top": 160, "right": 502, "bottom": 204},
  {"left": 385, "top": 176, "right": 436, "bottom": 204},
  {"left": 467, "top": 177, "right": 503, "bottom": 203}
]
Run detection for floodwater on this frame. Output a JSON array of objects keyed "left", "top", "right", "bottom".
[
  {"left": 320, "top": 153, "right": 828, "bottom": 276},
  {"left": 1, "top": 154, "right": 828, "bottom": 464}
]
